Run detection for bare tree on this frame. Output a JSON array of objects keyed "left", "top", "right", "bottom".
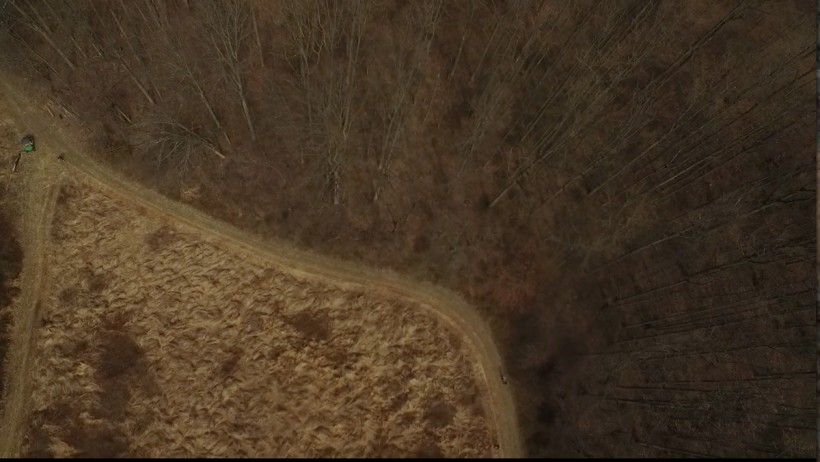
[
  {"left": 283, "top": 0, "right": 369, "bottom": 205},
  {"left": 8, "top": 0, "right": 76, "bottom": 69},
  {"left": 108, "top": 8, "right": 156, "bottom": 106},
  {"left": 281, "top": 0, "right": 340, "bottom": 140},
  {"left": 135, "top": 112, "right": 226, "bottom": 176},
  {"left": 139, "top": 0, "right": 230, "bottom": 148},
  {"left": 455, "top": 2, "right": 561, "bottom": 177},
  {"left": 486, "top": 1, "right": 676, "bottom": 208},
  {"left": 320, "top": 1, "right": 368, "bottom": 205},
  {"left": 203, "top": 0, "right": 256, "bottom": 141},
  {"left": 373, "top": 0, "right": 442, "bottom": 202},
  {"left": 250, "top": 3, "right": 264, "bottom": 68}
]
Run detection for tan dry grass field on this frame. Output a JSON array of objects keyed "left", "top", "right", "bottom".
[{"left": 24, "top": 175, "right": 494, "bottom": 457}]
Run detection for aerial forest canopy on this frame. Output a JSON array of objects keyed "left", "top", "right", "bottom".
[{"left": 0, "top": 0, "right": 815, "bottom": 457}]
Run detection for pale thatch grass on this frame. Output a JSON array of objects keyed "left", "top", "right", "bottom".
[{"left": 26, "top": 177, "right": 493, "bottom": 457}]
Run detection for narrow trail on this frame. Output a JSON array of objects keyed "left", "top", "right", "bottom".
[
  {"left": 0, "top": 74, "right": 524, "bottom": 458},
  {"left": 0, "top": 100, "right": 62, "bottom": 455}
]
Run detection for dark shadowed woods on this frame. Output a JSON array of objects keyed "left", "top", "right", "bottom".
[{"left": 0, "top": 212, "right": 22, "bottom": 400}]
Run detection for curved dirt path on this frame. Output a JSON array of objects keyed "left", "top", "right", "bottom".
[{"left": 0, "top": 75, "right": 524, "bottom": 458}]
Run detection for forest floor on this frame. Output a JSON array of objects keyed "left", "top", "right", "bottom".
[{"left": 0, "top": 73, "right": 523, "bottom": 457}]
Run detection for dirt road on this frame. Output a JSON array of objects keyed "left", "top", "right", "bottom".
[
  {"left": 0, "top": 97, "right": 62, "bottom": 454},
  {"left": 0, "top": 74, "right": 524, "bottom": 458}
]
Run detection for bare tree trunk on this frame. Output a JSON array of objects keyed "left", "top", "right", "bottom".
[
  {"left": 373, "top": 0, "right": 441, "bottom": 202},
  {"left": 447, "top": 2, "right": 473, "bottom": 81},
  {"left": 145, "top": 0, "right": 230, "bottom": 148},
  {"left": 9, "top": 0, "right": 76, "bottom": 69},
  {"left": 207, "top": 0, "right": 256, "bottom": 141},
  {"left": 252, "top": 8, "right": 264, "bottom": 68},
  {"left": 7, "top": 29, "right": 57, "bottom": 74},
  {"left": 487, "top": 2, "right": 747, "bottom": 209}
]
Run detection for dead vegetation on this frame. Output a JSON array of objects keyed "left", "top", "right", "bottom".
[
  {"left": 0, "top": 215, "right": 22, "bottom": 317},
  {"left": 0, "top": 0, "right": 815, "bottom": 457},
  {"left": 0, "top": 215, "right": 21, "bottom": 401},
  {"left": 25, "top": 177, "right": 494, "bottom": 458},
  {"left": 0, "top": 118, "right": 24, "bottom": 412}
]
